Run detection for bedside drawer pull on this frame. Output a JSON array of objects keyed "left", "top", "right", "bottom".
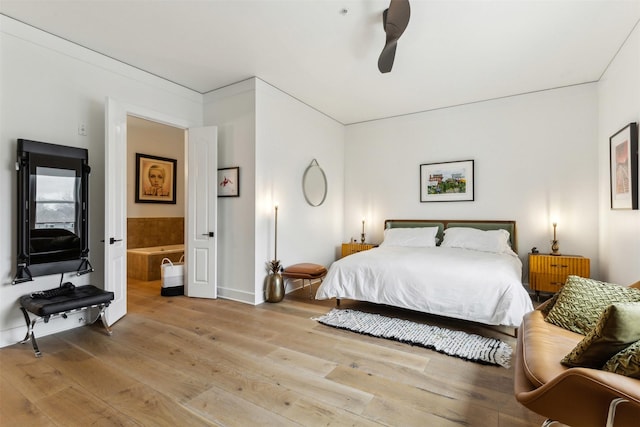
[
  {"left": 550, "top": 264, "right": 568, "bottom": 268},
  {"left": 551, "top": 282, "right": 564, "bottom": 285}
]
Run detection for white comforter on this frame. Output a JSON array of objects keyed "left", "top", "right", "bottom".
[{"left": 315, "top": 246, "right": 534, "bottom": 327}]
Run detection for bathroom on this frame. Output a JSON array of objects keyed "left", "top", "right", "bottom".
[{"left": 126, "top": 116, "right": 185, "bottom": 292}]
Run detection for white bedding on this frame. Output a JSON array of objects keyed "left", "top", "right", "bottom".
[{"left": 315, "top": 246, "right": 534, "bottom": 327}]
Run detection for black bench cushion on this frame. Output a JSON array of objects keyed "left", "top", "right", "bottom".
[{"left": 20, "top": 285, "right": 115, "bottom": 317}]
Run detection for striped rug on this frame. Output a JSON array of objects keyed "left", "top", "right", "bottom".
[{"left": 313, "top": 308, "right": 512, "bottom": 368}]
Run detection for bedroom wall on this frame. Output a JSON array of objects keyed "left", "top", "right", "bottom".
[
  {"left": 344, "top": 84, "right": 600, "bottom": 284},
  {"left": 204, "top": 78, "right": 345, "bottom": 304},
  {"left": 597, "top": 21, "right": 640, "bottom": 286},
  {"left": 254, "top": 79, "right": 345, "bottom": 301},
  {"left": 203, "top": 79, "right": 257, "bottom": 303},
  {"left": 0, "top": 16, "right": 203, "bottom": 347}
]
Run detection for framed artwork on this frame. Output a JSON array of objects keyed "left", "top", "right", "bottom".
[
  {"left": 218, "top": 167, "right": 240, "bottom": 197},
  {"left": 420, "top": 160, "right": 474, "bottom": 202},
  {"left": 135, "top": 153, "right": 177, "bottom": 204},
  {"left": 610, "top": 122, "right": 638, "bottom": 210}
]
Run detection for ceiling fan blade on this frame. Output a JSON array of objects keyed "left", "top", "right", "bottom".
[
  {"left": 378, "top": 39, "right": 397, "bottom": 73},
  {"left": 378, "top": 0, "right": 411, "bottom": 73}
]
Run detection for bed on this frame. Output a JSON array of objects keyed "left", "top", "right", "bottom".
[{"left": 315, "top": 220, "right": 534, "bottom": 327}]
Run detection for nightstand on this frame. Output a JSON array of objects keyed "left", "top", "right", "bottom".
[
  {"left": 529, "top": 253, "right": 590, "bottom": 297},
  {"left": 341, "top": 242, "right": 376, "bottom": 258}
]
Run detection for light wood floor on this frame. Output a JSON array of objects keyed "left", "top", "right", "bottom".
[{"left": 0, "top": 279, "right": 546, "bottom": 426}]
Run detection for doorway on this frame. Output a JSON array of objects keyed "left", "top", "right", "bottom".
[
  {"left": 125, "top": 115, "right": 186, "bottom": 307},
  {"left": 105, "top": 97, "right": 218, "bottom": 324}
]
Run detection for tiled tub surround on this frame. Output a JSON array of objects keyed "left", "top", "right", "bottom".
[
  {"left": 127, "top": 217, "right": 184, "bottom": 281},
  {"left": 128, "top": 217, "right": 184, "bottom": 249},
  {"left": 127, "top": 244, "right": 184, "bottom": 281}
]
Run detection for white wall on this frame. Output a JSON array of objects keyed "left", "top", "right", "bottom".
[
  {"left": 204, "top": 78, "right": 345, "bottom": 304},
  {"left": 203, "top": 79, "right": 257, "bottom": 303},
  {"left": 255, "top": 79, "right": 345, "bottom": 302},
  {"left": 0, "top": 17, "right": 203, "bottom": 347},
  {"left": 597, "top": 22, "right": 640, "bottom": 286},
  {"left": 345, "top": 84, "right": 600, "bottom": 283},
  {"left": 127, "top": 116, "right": 185, "bottom": 218}
]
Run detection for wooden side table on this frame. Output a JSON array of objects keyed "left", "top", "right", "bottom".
[
  {"left": 341, "top": 242, "right": 376, "bottom": 258},
  {"left": 529, "top": 253, "right": 590, "bottom": 297}
]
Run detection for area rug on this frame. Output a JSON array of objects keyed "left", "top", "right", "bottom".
[{"left": 313, "top": 308, "right": 512, "bottom": 368}]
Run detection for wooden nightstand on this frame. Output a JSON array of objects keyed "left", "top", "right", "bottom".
[
  {"left": 529, "top": 253, "right": 590, "bottom": 297},
  {"left": 341, "top": 242, "right": 376, "bottom": 258}
]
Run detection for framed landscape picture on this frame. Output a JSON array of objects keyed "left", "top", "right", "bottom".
[
  {"left": 135, "top": 153, "right": 177, "bottom": 204},
  {"left": 610, "top": 122, "right": 638, "bottom": 210},
  {"left": 420, "top": 160, "right": 474, "bottom": 202}
]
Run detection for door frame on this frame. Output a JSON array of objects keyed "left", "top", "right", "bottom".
[{"left": 105, "top": 98, "right": 196, "bottom": 323}]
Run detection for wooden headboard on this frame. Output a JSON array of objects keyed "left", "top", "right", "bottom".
[{"left": 384, "top": 219, "right": 517, "bottom": 253}]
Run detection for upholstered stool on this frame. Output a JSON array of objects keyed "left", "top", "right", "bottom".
[{"left": 281, "top": 263, "right": 327, "bottom": 298}]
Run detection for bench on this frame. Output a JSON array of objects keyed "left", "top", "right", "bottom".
[
  {"left": 281, "top": 263, "right": 327, "bottom": 298},
  {"left": 19, "top": 285, "right": 115, "bottom": 357}
]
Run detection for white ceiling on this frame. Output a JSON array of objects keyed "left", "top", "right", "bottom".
[{"left": 2, "top": 1, "right": 639, "bottom": 124}]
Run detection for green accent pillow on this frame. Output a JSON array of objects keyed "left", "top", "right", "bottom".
[
  {"left": 603, "top": 340, "right": 640, "bottom": 378},
  {"left": 561, "top": 303, "right": 640, "bottom": 368},
  {"left": 539, "top": 292, "right": 560, "bottom": 316},
  {"left": 545, "top": 276, "right": 640, "bottom": 335}
]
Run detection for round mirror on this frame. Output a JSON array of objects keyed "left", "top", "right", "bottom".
[{"left": 302, "top": 159, "right": 327, "bottom": 207}]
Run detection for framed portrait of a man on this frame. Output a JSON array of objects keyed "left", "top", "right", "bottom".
[{"left": 135, "top": 153, "right": 177, "bottom": 204}]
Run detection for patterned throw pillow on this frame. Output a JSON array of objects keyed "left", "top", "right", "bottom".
[
  {"left": 561, "top": 303, "right": 640, "bottom": 368},
  {"left": 603, "top": 340, "right": 640, "bottom": 378},
  {"left": 545, "top": 276, "right": 640, "bottom": 335},
  {"left": 539, "top": 292, "right": 560, "bottom": 316}
]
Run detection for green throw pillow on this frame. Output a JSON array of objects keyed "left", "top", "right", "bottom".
[
  {"left": 545, "top": 276, "right": 640, "bottom": 335},
  {"left": 540, "top": 292, "right": 560, "bottom": 316},
  {"left": 561, "top": 303, "right": 640, "bottom": 368},
  {"left": 603, "top": 340, "right": 640, "bottom": 378}
]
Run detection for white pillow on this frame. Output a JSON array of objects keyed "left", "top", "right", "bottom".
[
  {"left": 380, "top": 227, "right": 439, "bottom": 248},
  {"left": 440, "top": 227, "right": 512, "bottom": 254}
]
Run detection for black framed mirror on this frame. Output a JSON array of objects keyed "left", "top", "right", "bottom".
[{"left": 13, "top": 139, "right": 91, "bottom": 283}]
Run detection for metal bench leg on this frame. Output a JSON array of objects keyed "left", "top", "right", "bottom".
[
  {"left": 19, "top": 307, "right": 42, "bottom": 357},
  {"left": 90, "top": 303, "right": 113, "bottom": 336},
  {"left": 308, "top": 278, "right": 324, "bottom": 299}
]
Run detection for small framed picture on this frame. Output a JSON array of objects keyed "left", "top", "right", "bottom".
[
  {"left": 420, "top": 160, "right": 474, "bottom": 202},
  {"left": 135, "top": 153, "right": 177, "bottom": 204},
  {"left": 218, "top": 167, "right": 240, "bottom": 197},
  {"left": 610, "top": 122, "right": 638, "bottom": 210}
]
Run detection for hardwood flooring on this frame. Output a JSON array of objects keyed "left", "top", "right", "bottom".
[{"left": 0, "top": 279, "right": 546, "bottom": 426}]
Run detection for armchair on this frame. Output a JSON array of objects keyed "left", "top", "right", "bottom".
[{"left": 514, "top": 281, "right": 640, "bottom": 427}]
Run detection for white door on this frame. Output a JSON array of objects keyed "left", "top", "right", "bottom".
[
  {"left": 185, "top": 127, "right": 218, "bottom": 298},
  {"left": 104, "top": 97, "right": 127, "bottom": 324}
]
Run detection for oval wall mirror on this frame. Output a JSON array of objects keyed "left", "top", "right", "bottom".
[{"left": 302, "top": 159, "right": 327, "bottom": 207}]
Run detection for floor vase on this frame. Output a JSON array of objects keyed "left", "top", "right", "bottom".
[{"left": 265, "top": 273, "right": 284, "bottom": 302}]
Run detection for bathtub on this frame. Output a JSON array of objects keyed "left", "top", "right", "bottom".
[{"left": 127, "top": 244, "right": 184, "bottom": 281}]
